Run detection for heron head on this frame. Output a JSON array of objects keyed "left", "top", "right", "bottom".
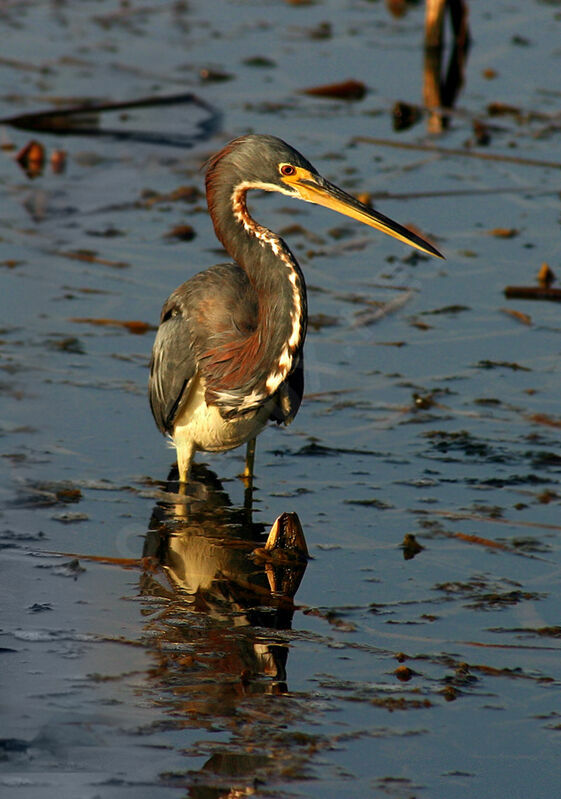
[{"left": 206, "top": 134, "right": 443, "bottom": 259}]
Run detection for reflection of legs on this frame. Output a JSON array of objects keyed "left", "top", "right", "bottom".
[{"left": 172, "top": 474, "right": 189, "bottom": 517}]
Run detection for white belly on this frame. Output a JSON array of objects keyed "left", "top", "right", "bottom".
[{"left": 173, "top": 374, "right": 273, "bottom": 454}]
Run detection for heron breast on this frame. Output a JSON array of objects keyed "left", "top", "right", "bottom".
[{"left": 173, "top": 373, "right": 273, "bottom": 453}]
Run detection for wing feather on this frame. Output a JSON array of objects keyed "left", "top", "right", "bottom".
[{"left": 148, "top": 297, "right": 197, "bottom": 434}]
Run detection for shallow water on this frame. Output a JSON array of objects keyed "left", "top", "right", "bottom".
[{"left": 2, "top": 1, "right": 561, "bottom": 797}]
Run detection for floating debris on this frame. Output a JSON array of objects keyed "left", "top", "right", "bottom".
[
  {"left": 477, "top": 359, "right": 531, "bottom": 371},
  {"left": 39, "top": 558, "right": 86, "bottom": 579},
  {"left": 344, "top": 497, "right": 393, "bottom": 510},
  {"left": 526, "top": 413, "right": 561, "bottom": 429},
  {"left": 489, "top": 227, "right": 518, "bottom": 238},
  {"left": 15, "top": 139, "right": 45, "bottom": 177},
  {"left": 55, "top": 486, "right": 82, "bottom": 503},
  {"left": 537, "top": 263, "right": 555, "bottom": 287},
  {"left": 243, "top": 56, "right": 276, "bottom": 68},
  {"left": 413, "top": 392, "right": 436, "bottom": 410},
  {"left": 300, "top": 79, "right": 367, "bottom": 101},
  {"left": 394, "top": 665, "right": 415, "bottom": 681},
  {"left": 164, "top": 224, "right": 196, "bottom": 241},
  {"left": 307, "top": 312, "right": 339, "bottom": 330},
  {"left": 401, "top": 533, "right": 424, "bottom": 560},
  {"left": 472, "top": 119, "right": 491, "bottom": 144},
  {"left": 421, "top": 304, "right": 470, "bottom": 315},
  {"left": 71, "top": 317, "right": 157, "bottom": 335},
  {"left": 256, "top": 511, "right": 309, "bottom": 561},
  {"left": 500, "top": 308, "right": 532, "bottom": 326},
  {"left": 504, "top": 262, "right": 561, "bottom": 301},
  {"left": 392, "top": 101, "right": 422, "bottom": 131},
  {"left": 199, "top": 67, "right": 233, "bottom": 82},
  {"left": 47, "top": 336, "right": 85, "bottom": 354},
  {"left": 307, "top": 21, "right": 333, "bottom": 40},
  {"left": 140, "top": 185, "right": 201, "bottom": 208},
  {"left": 57, "top": 249, "right": 130, "bottom": 269},
  {"left": 487, "top": 101, "right": 522, "bottom": 118},
  {"left": 253, "top": 513, "right": 309, "bottom": 596},
  {"left": 50, "top": 149, "right": 66, "bottom": 173},
  {"left": 52, "top": 512, "right": 89, "bottom": 524},
  {"left": 504, "top": 286, "right": 561, "bottom": 301},
  {"left": 86, "top": 226, "right": 125, "bottom": 238},
  {"left": 0, "top": 259, "right": 24, "bottom": 269}
]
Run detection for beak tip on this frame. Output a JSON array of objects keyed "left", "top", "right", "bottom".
[{"left": 429, "top": 243, "right": 445, "bottom": 260}]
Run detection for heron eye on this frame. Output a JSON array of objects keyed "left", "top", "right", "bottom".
[{"left": 280, "top": 164, "right": 296, "bottom": 177}]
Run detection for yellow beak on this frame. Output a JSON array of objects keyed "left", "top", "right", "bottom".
[{"left": 292, "top": 172, "right": 443, "bottom": 259}]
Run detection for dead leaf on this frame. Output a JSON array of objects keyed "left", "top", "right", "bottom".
[
  {"left": 70, "top": 317, "right": 156, "bottom": 335},
  {"left": 141, "top": 185, "right": 201, "bottom": 208},
  {"left": 500, "top": 308, "right": 532, "bottom": 325},
  {"left": 473, "top": 119, "right": 491, "bottom": 145},
  {"left": 392, "top": 101, "right": 422, "bottom": 131},
  {"left": 164, "top": 224, "right": 196, "bottom": 241},
  {"left": 450, "top": 531, "right": 513, "bottom": 551},
  {"left": 300, "top": 79, "right": 367, "bottom": 100},
  {"left": 50, "top": 149, "right": 67, "bottom": 173},
  {"left": 526, "top": 413, "right": 561, "bottom": 429},
  {"left": 487, "top": 101, "right": 522, "bottom": 118},
  {"left": 16, "top": 139, "right": 45, "bottom": 177},
  {"left": 537, "top": 262, "right": 555, "bottom": 287},
  {"left": 489, "top": 227, "right": 518, "bottom": 238},
  {"left": 57, "top": 250, "right": 129, "bottom": 268}
]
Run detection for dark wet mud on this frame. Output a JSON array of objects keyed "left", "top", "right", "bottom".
[{"left": 2, "top": 2, "right": 561, "bottom": 797}]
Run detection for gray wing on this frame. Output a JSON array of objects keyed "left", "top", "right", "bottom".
[
  {"left": 148, "top": 294, "right": 197, "bottom": 435},
  {"left": 148, "top": 263, "right": 259, "bottom": 434},
  {"left": 149, "top": 261, "right": 304, "bottom": 433}
]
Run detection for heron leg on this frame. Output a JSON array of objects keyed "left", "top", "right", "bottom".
[
  {"left": 176, "top": 439, "right": 195, "bottom": 483},
  {"left": 242, "top": 438, "right": 256, "bottom": 510},
  {"left": 242, "top": 437, "right": 256, "bottom": 484}
]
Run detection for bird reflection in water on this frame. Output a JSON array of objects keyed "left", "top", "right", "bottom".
[{"left": 140, "top": 464, "right": 308, "bottom": 710}]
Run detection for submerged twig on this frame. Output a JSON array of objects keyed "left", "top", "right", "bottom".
[
  {"left": 504, "top": 286, "right": 561, "bottom": 302},
  {"left": 56, "top": 250, "right": 129, "bottom": 269},
  {"left": 352, "top": 290, "right": 415, "bottom": 327},
  {"left": 505, "top": 262, "right": 561, "bottom": 301},
  {"left": 70, "top": 317, "right": 157, "bottom": 335},
  {"left": 36, "top": 550, "right": 150, "bottom": 570},
  {"left": 1, "top": 92, "right": 220, "bottom": 147},
  {"left": 421, "top": 508, "right": 561, "bottom": 535},
  {"left": 354, "top": 135, "right": 561, "bottom": 170},
  {"left": 370, "top": 186, "right": 550, "bottom": 201},
  {"left": 2, "top": 91, "right": 211, "bottom": 128}
]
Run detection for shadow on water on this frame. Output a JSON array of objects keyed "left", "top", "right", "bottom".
[{"left": 138, "top": 466, "right": 310, "bottom": 793}]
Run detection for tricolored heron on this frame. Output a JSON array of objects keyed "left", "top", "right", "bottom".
[{"left": 149, "top": 134, "right": 442, "bottom": 483}]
